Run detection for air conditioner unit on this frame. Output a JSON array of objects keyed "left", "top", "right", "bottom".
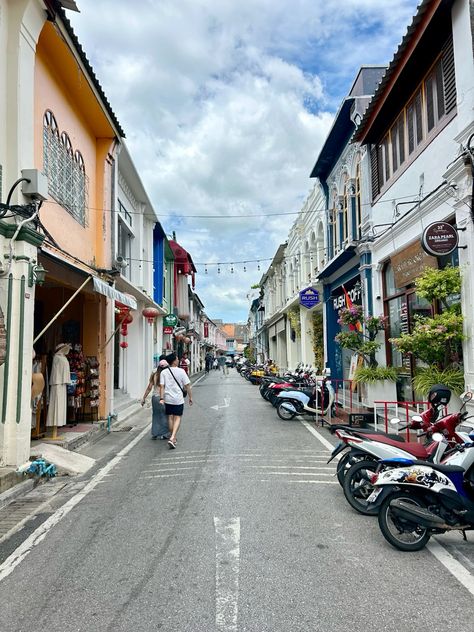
[{"left": 114, "top": 255, "right": 128, "bottom": 269}]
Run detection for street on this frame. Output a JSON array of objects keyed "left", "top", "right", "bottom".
[{"left": 0, "top": 369, "right": 473, "bottom": 632}]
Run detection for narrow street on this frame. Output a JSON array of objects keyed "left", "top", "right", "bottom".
[{"left": 0, "top": 370, "right": 473, "bottom": 632}]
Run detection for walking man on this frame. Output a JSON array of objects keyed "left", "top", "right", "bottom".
[
  {"left": 217, "top": 353, "right": 228, "bottom": 375},
  {"left": 159, "top": 353, "right": 193, "bottom": 449}
]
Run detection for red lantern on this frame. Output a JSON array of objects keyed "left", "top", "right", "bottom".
[
  {"left": 142, "top": 307, "right": 160, "bottom": 325},
  {"left": 121, "top": 326, "right": 128, "bottom": 337},
  {"left": 122, "top": 313, "right": 133, "bottom": 325},
  {"left": 120, "top": 341, "right": 128, "bottom": 349}
]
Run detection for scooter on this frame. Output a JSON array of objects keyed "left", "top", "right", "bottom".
[
  {"left": 369, "top": 423, "right": 474, "bottom": 551},
  {"left": 275, "top": 372, "right": 334, "bottom": 421},
  {"left": 328, "top": 384, "right": 454, "bottom": 488}
]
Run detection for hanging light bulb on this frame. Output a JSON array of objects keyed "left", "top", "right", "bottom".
[
  {"left": 217, "top": 264, "right": 221, "bottom": 274},
  {"left": 230, "top": 264, "right": 234, "bottom": 274},
  {"left": 257, "top": 261, "right": 260, "bottom": 271},
  {"left": 243, "top": 263, "right": 247, "bottom": 272},
  {"left": 205, "top": 266, "right": 208, "bottom": 274}
]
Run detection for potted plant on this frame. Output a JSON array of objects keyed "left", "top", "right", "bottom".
[
  {"left": 390, "top": 266, "right": 464, "bottom": 404},
  {"left": 335, "top": 306, "right": 397, "bottom": 406}
]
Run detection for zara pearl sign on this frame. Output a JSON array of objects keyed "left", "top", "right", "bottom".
[{"left": 421, "top": 222, "right": 458, "bottom": 257}]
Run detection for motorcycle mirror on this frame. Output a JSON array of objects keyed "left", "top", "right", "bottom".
[
  {"left": 389, "top": 418, "right": 401, "bottom": 426},
  {"left": 431, "top": 432, "right": 445, "bottom": 442},
  {"left": 462, "top": 392, "right": 473, "bottom": 403}
]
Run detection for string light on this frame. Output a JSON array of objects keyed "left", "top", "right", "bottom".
[
  {"left": 230, "top": 264, "right": 234, "bottom": 274},
  {"left": 205, "top": 266, "right": 208, "bottom": 274},
  {"left": 243, "top": 263, "right": 247, "bottom": 272},
  {"left": 217, "top": 264, "right": 221, "bottom": 274}
]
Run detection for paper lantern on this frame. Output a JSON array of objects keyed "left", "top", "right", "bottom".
[
  {"left": 120, "top": 341, "right": 128, "bottom": 349},
  {"left": 142, "top": 307, "right": 160, "bottom": 325},
  {"left": 122, "top": 313, "right": 134, "bottom": 325},
  {"left": 184, "top": 337, "right": 191, "bottom": 344},
  {"left": 121, "top": 325, "right": 128, "bottom": 337}
]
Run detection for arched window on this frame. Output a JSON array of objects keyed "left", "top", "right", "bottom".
[
  {"left": 342, "top": 175, "right": 349, "bottom": 244},
  {"left": 329, "top": 190, "right": 338, "bottom": 257},
  {"left": 43, "top": 111, "right": 87, "bottom": 225}
]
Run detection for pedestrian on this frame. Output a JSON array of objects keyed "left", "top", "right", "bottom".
[
  {"left": 159, "top": 352, "right": 193, "bottom": 449},
  {"left": 179, "top": 352, "right": 190, "bottom": 374},
  {"left": 205, "top": 352, "right": 213, "bottom": 373},
  {"left": 213, "top": 357, "right": 218, "bottom": 370},
  {"left": 217, "top": 353, "right": 228, "bottom": 375},
  {"left": 141, "top": 358, "right": 170, "bottom": 440}
]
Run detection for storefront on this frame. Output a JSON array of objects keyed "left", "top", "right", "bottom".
[
  {"left": 323, "top": 269, "right": 363, "bottom": 381},
  {"left": 32, "top": 250, "right": 135, "bottom": 438}
]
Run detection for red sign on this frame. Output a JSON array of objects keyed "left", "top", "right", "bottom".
[
  {"left": 163, "top": 326, "right": 173, "bottom": 335},
  {"left": 204, "top": 322, "right": 209, "bottom": 337}
]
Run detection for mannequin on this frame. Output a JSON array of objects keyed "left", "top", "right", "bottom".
[
  {"left": 31, "top": 349, "right": 45, "bottom": 430},
  {"left": 46, "top": 342, "right": 71, "bottom": 439}
]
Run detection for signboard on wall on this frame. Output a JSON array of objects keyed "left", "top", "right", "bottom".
[
  {"left": 163, "top": 326, "right": 173, "bottom": 334},
  {"left": 391, "top": 241, "right": 437, "bottom": 288},
  {"left": 331, "top": 276, "right": 362, "bottom": 312},
  {"left": 204, "top": 322, "right": 209, "bottom": 338},
  {"left": 299, "top": 287, "right": 320, "bottom": 309},
  {"left": 163, "top": 314, "right": 178, "bottom": 327},
  {"left": 421, "top": 222, "right": 459, "bottom": 257}
]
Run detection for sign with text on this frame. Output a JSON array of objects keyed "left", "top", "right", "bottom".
[
  {"left": 421, "top": 222, "right": 458, "bottom": 257},
  {"left": 204, "top": 322, "right": 209, "bottom": 338},
  {"left": 331, "top": 276, "right": 362, "bottom": 312},
  {"left": 163, "top": 314, "right": 178, "bottom": 327},
  {"left": 163, "top": 326, "right": 174, "bottom": 335},
  {"left": 299, "top": 287, "right": 320, "bottom": 309},
  {"left": 391, "top": 241, "right": 437, "bottom": 289}
]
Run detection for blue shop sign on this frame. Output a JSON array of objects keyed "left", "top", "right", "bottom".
[{"left": 299, "top": 286, "right": 320, "bottom": 309}]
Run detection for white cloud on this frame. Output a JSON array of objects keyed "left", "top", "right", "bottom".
[{"left": 70, "top": 0, "right": 419, "bottom": 320}]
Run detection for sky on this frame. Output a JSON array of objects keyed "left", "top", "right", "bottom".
[{"left": 68, "top": 0, "right": 420, "bottom": 322}]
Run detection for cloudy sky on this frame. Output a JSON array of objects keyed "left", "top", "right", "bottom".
[{"left": 69, "top": 0, "right": 420, "bottom": 322}]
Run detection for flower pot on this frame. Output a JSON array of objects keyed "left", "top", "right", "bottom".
[{"left": 362, "top": 380, "right": 397, "bottom": 408}]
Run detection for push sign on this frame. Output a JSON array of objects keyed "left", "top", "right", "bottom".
[{"left": 299, "top": 286, "right": 320, "bottom": 309}]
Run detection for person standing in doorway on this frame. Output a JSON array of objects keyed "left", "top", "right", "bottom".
[{"left": 159, "top": 353, "right": 193, "bottom": 449}]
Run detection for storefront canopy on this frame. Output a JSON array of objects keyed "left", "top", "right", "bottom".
[{"left": 92, "top": 277, "right": 137, "bottom": 310}]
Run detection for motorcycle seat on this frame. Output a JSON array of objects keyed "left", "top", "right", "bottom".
[
  {"left": 355, "top": 430, "right": 405, "bottom": 443},
  {"left": 411, "top": 461, "right": 465, "bottom": 474},
  {"left": 302, "top": 388, "right": 314, "bottom": 397}
]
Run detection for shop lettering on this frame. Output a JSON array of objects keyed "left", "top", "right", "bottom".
[{"left": 333, "top": 286, "right": 361, "bottom": 311}]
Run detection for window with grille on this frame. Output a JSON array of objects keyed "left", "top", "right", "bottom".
[{"left": 43, "top": 110, "right": 88, "bottom": 225}]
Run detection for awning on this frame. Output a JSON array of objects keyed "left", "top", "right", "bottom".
[{"left": 92, "top": 277, "right": 137, "bottom": 310}]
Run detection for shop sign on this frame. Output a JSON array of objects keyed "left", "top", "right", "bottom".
[
  {"left": 421, "top": 222, "right": 458, "bottom": 257},
  {"left": 331, "top": 276, "right": 362, "bottom": 312},
  {"left": 391, "top": 242, "right": 437, "bottom": 288},
  {"left": 299, "top": 286, "right": 320, "bottom": 309},
  {"left": 163, "top": 314, "right": 178, "bottom": 327},
  {"left": 163, "top": 326, "right": 174, "bottom": 334},
  {"left": 204, "top": 322, "right": 209, "bottom": 337}
]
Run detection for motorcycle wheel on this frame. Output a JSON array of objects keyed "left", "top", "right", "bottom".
[
  {"left": 277, "top": 401, "right": 297, "bottom": 420},
  {"left": 342, "top": 460, "right": 380, "bottom": 516},
  {"left": 336, "top": 452, "right": 351, "bottom": 487},
  {"left": 378, "top": 491, "right": 431, "bottom": 552}
]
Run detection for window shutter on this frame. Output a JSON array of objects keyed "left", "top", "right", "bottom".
[
  {"left": 415, "top": 91, "right": 423, "bottom": 144},
  {"left": 425, "top": 76, "right": 435, "bottom": 131},
  {"left": 407, "top": 104, "right": 415, "bottom": 154},
  {"left": 391, "top": 124, "right": 398, "bottom": 172},
  {"left": 398, "top": 116, "right": 405, "bottom": 164},
  {"left": 442, "top": 36, "right": 456, "bottom": 115},
  {"left": 371, "top": 145, "right": 380, "bottom": 199}
]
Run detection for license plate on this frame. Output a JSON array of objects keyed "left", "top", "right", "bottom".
[{"left": 367, "top": 488, "right": 382, "bottom": 503}]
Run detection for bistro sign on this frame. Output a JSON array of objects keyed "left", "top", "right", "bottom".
[
  {"left": 299, "top": 286, "right": 320, "bottom": 309},
  {"left": 421, "top": 222, "right": 458, "bottom": 257}
]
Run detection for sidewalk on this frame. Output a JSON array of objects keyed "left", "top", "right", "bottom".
[{"left": 0, "top": 370, "right": 206, "bottom": 501}]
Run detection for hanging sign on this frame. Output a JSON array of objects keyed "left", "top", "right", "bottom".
[
  {"left": 163, "top": 314, "right": 178, "bottom": 327},
  {"left": 163, "top": 326, "right": 174, "bottom": 334},
  {"left": 421, "top": 222, "right": 458, "bottom": 257},
  {"left": 299, "top": 286, "right": 320, "bottom": 309},
  {"left": 204, "top": 322, "right": 209, "bottom": 337}
]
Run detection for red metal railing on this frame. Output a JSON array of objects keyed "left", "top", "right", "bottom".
[{"left": 373, "top": 400, "right": 448, "bottom": 440}]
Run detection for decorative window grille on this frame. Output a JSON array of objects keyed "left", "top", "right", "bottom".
[{"left": 43, "top": 110, "right": 88, "bottom": 225}]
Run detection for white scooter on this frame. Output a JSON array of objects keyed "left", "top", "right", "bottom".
[{"left": 276, "top": 370, "right": 335, "bottom": 421}]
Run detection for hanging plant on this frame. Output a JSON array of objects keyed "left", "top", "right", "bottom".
[
  {"left": 287, "top": 306, "right": 301, "bottom": 339},
  {"left": 335, "top": 305, "right": 387, "bottom": 368}
]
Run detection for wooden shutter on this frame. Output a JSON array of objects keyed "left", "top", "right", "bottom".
[
  {"left": 425, "top": 75, "right": 435, "bottom": 131},
  {"left": 415, "top": 90, "right": 423, "bottom": 145},
  {"left": 442, "top": 36, "right": 456, "bottom": 114},
  {"left": 371, "top": 145, "right": 380, "bottom": 199}
]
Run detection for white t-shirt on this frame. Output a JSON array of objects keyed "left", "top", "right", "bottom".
[{"left": 160, "top": 367, "right": 190, "bottom": 405}]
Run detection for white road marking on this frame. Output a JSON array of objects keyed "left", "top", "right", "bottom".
[
  {"left": 258, "top": 479, "right": 339, "bottom": 484},
  {"left": 214, "top": 517, "right": 240, "bottom": 632},
  {"left": 0, "top": 423, "right": 151, "bottom": 583},
  {"left": 244, "top": 465, "right": 333, "bottom": 471},
  {"left": 300, "top": 418, "right": 474, "bottom": 595},
  {"left": 428, "top": 540, "right": 474, "bottom": 596},
  {"left": 257, "top": 471, "right": 333, "bottom": 477},
  {"left": 154, "top": 455, "right": 330, "bottom": 463}
]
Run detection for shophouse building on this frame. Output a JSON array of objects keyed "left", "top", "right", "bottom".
[
  {"left": 113, "top": 144, "right": 166, "bottom": 402},
  {"left": 353, "top": 0, "right": 474, "bottom": 405},
  {"left": 0, "top": 0, "right": 128, "bottom": 466},
  {"left": 310, "top": 66, "right": 386, "bottom": 391}
]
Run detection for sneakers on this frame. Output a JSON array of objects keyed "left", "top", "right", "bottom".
[{"left": 167, "top": 438, "right": 177, "bottom": 449}]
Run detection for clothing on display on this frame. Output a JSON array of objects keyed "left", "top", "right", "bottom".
[{"left": 46, "top": 343, "right": 71, "bottom": 428}]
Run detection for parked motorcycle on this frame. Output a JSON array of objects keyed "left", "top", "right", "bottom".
[
  {"left": 275, "top": 371, "right": 334, "bottom": 421},
  {"left": 368, "top": 411, "right": 474, "bottom": 550}
]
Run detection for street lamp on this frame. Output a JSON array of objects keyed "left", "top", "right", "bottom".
[{"left": 28, "top": 262, "right": 47, "bottom": 287}]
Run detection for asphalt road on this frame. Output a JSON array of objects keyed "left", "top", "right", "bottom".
[{"left": 0, "top": 369, "right": 473, "bottom": 631}]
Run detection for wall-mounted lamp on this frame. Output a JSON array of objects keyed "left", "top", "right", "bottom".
[{"left": 28, "top": 262, "right": 47, "bottom": 287}]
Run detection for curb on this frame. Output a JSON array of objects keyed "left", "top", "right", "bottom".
[{"left": 0, "top": 478, "right": 36, "bottom": 511}]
